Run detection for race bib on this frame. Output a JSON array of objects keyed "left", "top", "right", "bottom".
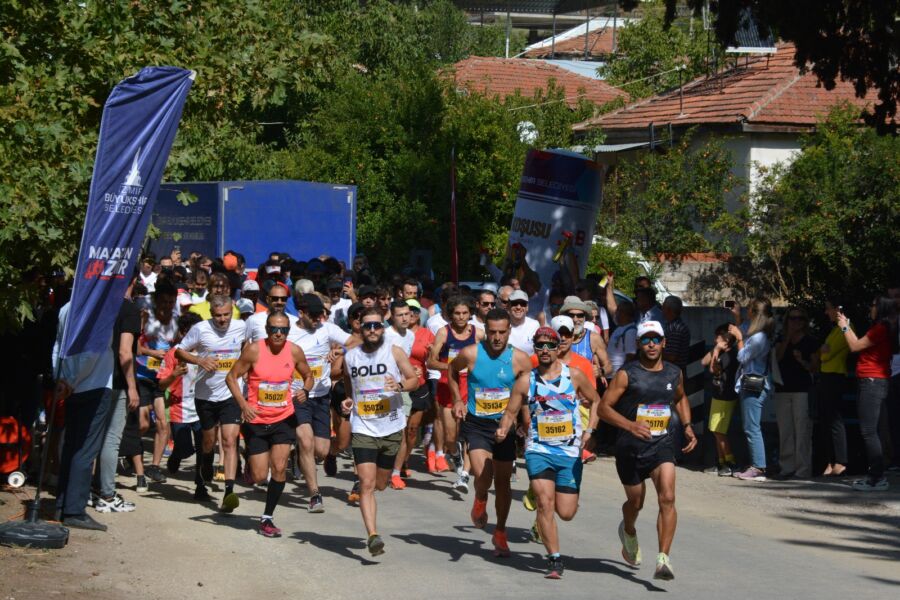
[
  {"left": 258, "top": 381, "right": 289, "bottom": 408},
  {"left": 213, "top": 350, "right": 239, "bottom": 372},
  {"left": 307, "top": 356, "right": 325, "bottom": 382},
  {"left": 637, "top": 404, "right": 671, "bottom": 437},
  {"left": 146, "top": 356, "right": 162, "bottom": 371},
  {"left": 474, "top": 387, "right": 509, "bottom": 417},
  {"left": 357, "top": 389, "right": 391, "bottom": 419},
  {"left": 536, "top": 410, "right": 573, "bottom": 443}
]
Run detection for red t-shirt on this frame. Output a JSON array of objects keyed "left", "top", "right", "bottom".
[
  {"left": 529, "top": 352, "right": 597, "bottom": 389},
  {"left": 410, "top": 327, "right": 435, "bottom": 388},
  {"left": 856, "top": 322, "right": 892, "bottom": 379}
]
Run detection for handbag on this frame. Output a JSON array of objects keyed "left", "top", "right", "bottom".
[{"left": 740, "top": 373, "right": 766, "bottom": 394}]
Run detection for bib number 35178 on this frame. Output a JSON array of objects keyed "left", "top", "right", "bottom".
[{"left": 636, "top": 404, "right": 671, "bottom": 437}]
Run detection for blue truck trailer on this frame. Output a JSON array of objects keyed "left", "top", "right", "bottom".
[{"left": 149, "top": 180, "right": 357, "bottom": 267}]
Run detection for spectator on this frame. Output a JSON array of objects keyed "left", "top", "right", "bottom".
[
  {"left": 773, "top": 307, "right": 818, "bottom": 479},
  {"left": 607, "top": 301, "right": 637, "bottom": 377},
  {"left": 838, "top": 296, "right": 898, "bottom": 491},
  {"left": 662, "top": 296, "right": 690, "bottom": 370},
  {"left": 703, "top": 324, "right": 740, "bottom": 476},
  {"left": 817, "top": 298, "right": 851, "bottom": 477},
  {"left": 731, "top": 298, "right": 775, "bottom": 482}
]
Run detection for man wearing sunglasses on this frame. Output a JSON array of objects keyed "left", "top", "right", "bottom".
[
  {"left": 597, "top": 320, "right": 697, "bottom": 581},
  {"left": 449, "top": 308, "right": 532, "bottom": 558},
  {"left": 341, "top": 308, "right": 419, "bottom": 557},
  {"left": 498, "top": 326, "right": 602, "bottom": 579},
  {"left": 560, "top": 296, "right": 611, "bottom": 381},
  {"left": 175, "top": 294, "right": 247, "bottom": 514},
  {"left": 507, "top": 289, "right": 540, "bottom": 355},
  {"left": 245, "top": 282, "right": 297, "bottom": 343},
  {"left": 470, "top": 289, "right": 498, "bottom": 331},
  {"left": 225, "top": 312, "right": 313, "bottom": 537}
]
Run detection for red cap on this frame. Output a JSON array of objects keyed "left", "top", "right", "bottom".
[{"left": 532, "top": 326, "right": 560, "bottom": 342}]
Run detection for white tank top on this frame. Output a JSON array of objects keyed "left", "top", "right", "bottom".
[{"left": 345, "top": 341, "right": 406, "bottom": 437}]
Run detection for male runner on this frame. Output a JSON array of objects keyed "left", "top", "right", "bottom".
[
  {"left": 560, "top": 296, "right": 611, "bottom": 380},
  {"left": 341, "top": 308, "right": 418, "bottom": 556},
  {"left": 500, "top": 326, "right": 601, "bottom": 578},
  {"left": 450, "top": 308, "right": 531, "bottom": 557},
  {"left": 508, "top": 290, "right": 540, "bottom": 355},
  {"left": 226, "top": 312, "right": 312, "bottom": 536},
  {"left": 384, "top": 300, "right": 415, "bottom": 489},
  {"left": 288, "top": 293, "right": 357, "bottom": 512},
  {"left": 245, "top": 282, "right": 297, "bottom": 342},
  {"left": 175, "top": 294, "right": 247, "bottom": 512},
  {"left": 597, "top": 321, "right": 697, "bottom": 580}
]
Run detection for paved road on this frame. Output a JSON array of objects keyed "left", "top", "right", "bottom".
[{"left": 2, "top": 452, "right": 898, "bottom": 599}]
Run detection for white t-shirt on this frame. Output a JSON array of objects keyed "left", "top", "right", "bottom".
[
  {"left": 608, "top": 323, "right": 637, "bottom": 374},
  {"left": 328, "top": 298, "right": 352, "bottom": 325},
  {"left": 176, "top": 319, "right": 246, "bottom": 402},
  {"left": 345, "top": 342, "right": 406, "bottom": 437},
  {"left": 509, "top": 317, "right": 540, "bottom": 355},
  {"left": 426, "top": 312, "right": 448, "bottom": 335},
  {"left": 470, "top": 317, "right": 485, "bottom": 331},
  {"left": 287, "top": 321, "right": 351, "bottom": 398},
  {"left": 385, "top": 326, "right": 414, "bottom": 356},
  {"left": 245, "top": 311, "right": 299, "bottom": 343},
  {"left": 140, "top": 271, "right": 157, "bottom": 293}
]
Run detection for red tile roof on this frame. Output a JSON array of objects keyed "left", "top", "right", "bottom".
[
  {"left": 573, "top": 44, "right": 872, "bottom": 132},
  {"left": 452, "top": 56, "right": 626, "bottom": 108},
  {"left": 523, "top": 26, "right": 617, "bottom": 59}
]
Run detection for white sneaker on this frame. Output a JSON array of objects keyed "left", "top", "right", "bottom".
[
  {"left": 453, "top": 472, "right": 470, "bottom": 494},
  {"left": 852, "top": 477, "right": 889, "bottom": 492},
  {"left": 94, "top": 494, "right": 136, "bottom": 513}
]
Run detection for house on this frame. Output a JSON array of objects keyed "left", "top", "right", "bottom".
[
  {"left": 452, "top": 56, "right": 625, "bottom": 108},
  {"left": 521, "top": 16, "right": 635, "bottom": 59}
]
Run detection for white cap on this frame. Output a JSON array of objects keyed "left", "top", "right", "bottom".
[
  {"left": 236, "top": 298, "right": 255, "bottom": 315},
  {"left": 509, "top": 289, "right": 529, "bottom": 303},
  {"left": 550, "top": 315, "right": 575, "bottom": 334},
  {"left": 637, "top": 320, "right": 665, "bottom": 338},
  {"left": 241, "top": 279, "right": 259, "bottom": 292}
]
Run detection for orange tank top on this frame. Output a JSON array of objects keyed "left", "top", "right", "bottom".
[{"left": 247, "top": 340, "right": 297, "bottom": 424}]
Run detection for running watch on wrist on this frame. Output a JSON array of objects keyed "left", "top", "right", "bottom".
[{"left": 584, "top": 428, "right": 595, "bottom": 435}]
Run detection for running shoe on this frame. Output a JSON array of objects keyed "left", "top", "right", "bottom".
[
  {"left": 145, "top": 465, "right": 167, "bottom": 483},
  {"left": 530, "top": 519, "right": 542, "bottom": 544},
  {"left": 453, "top": 472, "right": 469, "bottom": 494},
  {"left": 510, "top": 464, "right": 518, "bottom": 483},
  {"left": 470, "top": 498, "right": 488, "bottom": 529},
  {"left": 390, "top": 474, "right": 407, "bottom": 490},
  {"left": 401, "top": 464, "right": 410, "bottom": 478},
  {"left": 434, "top": 455, "right": 450, "bottom": 473},
  {"left": 214, "top": 465, "right": 226, "bottom": 482},
  {"left": 545, "top": 555, "right": 564, "bottom": 579},
  {"left": 718, "top": 464, "right": 735, "bottom": 477},
  {"left": 426, "top": 449, "right": 436, "bottom": 473},
  {"left": 258, "top": 518, "right": 282, "bottom": 538},
  {"left": 219, "top": 492, "right": 239, "bottom": 513},
  {"left": 703, "top": 465, "right": 720, "bottom": 475},
  {"left": 308, "top": 493, "right": 325, "bottom": 513},
  {"left": 162, "top": 440, "right": 174, "bottom": 458},
  {"left": 735, "top": 466, "right": 767, "bottom": 481},
  {"left": 492, "top": 529, "right": 510, "bottom": 557},
  {"left": 581, "top": 449, "right": 597, "bottom": 464},
  {"left": 522, "top": 486, "right": 537, "bottom": 512},
  {"left": 852, "top": 477, "right": 889, "bottom": 492},
  {"left": 618, "top": 520, "right": 642, "bottom": 566},
  {"left": 94, "top": 494, "right": 136, "bottom": 513},
  {"left": 135, "top": 475, "right": 148, "bottom": 493},
  {"left": 193, "top": 485, "right": 213, "bottom": 502},
  {"left": 166, "top": 455, "right": 180, "bottom": 474},
  {"left": 367, "top": 533, "right": 385, "bottom": 556},
  {"left": 324, "top": 454, "right": 338, "bottom": 477},
  {"left": 654, "top": 552, "right": 674, "bottom": 580},
  {"left": 347, "top": 480, "right": 361, "bottom": 504}
]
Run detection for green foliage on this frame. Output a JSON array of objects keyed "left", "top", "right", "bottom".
[
  {"left": 587, "top": 240, "right": 643, "bottom": 288},
  {"left": 745, "top": 105, "right": 900, "bottom": 311},
  {"left": 597, "top": 129, "right": 742, "bottom": 256},
  {"left": 600, "top": 3, "right": 713, "bottom": 99}
]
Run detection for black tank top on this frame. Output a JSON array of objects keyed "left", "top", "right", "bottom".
[{"left": 615, "top": 361, "right": 682, "bottom": 453}]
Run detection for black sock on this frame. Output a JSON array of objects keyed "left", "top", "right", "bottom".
[
  {"left": 264, "top": 480, "right": 286, "bottom": 517},
  {"left": 200, "top": 452, "right": 214, "bottom": 482},
  {"left": 225, "top": 480, "right": 235, "bottom": 496}
]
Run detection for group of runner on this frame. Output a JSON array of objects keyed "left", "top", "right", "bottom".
[{"left": 114, "top": 255, "right": 697, "bottom": 581}]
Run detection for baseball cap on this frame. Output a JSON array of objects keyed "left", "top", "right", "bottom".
[
  {"left": 550, "top": 315, "right": 575, "bottom": 334},
  {"left": 326, "top": 279, "right": 343, "bottom": 291},
  {"left": 241, "top": 279, "right": 259, "bottom": 292},
  {"left": 358, "top": 285, "right": 377, "bottom": 298},
  {"left": 223, "top": 254, "right": 238, "bottom": 271},
  {"left": 406, "top": 299, "right": 423, "bottom": 311},
  {"left": 236, "top": 298, "right": 255, "bottom": 315},
  {"left": 509, "top": 290, "right": 529, "bottom": 303},
  {"left": 532, "top": 326, "right": 560, "bottom": 342},
  {"left": 637, "top": 320, "right": 665, "bottom": 338},
  {"left": 299, "top": 293, "right": 326, "bottom": 315}
]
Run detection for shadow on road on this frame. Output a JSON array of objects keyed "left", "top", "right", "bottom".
[
  {"left": 291, "top": 530, "right": 380, "bottom": 565},
  {"left": 780, "top": 509, "right": 900, "bottom": 562}
]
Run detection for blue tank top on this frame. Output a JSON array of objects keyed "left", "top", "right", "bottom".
[
  {"left": 466, "top": 344, "right": 515, "bottom": 421},
  {"left": 439, "top": 324, "right": 476, "bottom": 364},
  {"left": 570, "top": 330, "right": 593, "bottom": 362}
]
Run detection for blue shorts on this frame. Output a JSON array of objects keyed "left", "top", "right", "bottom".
[{"left": 525, "top": 451, "right": 583, "bottom": 494}]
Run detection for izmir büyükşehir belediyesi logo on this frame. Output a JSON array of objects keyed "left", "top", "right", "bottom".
[{"left": 83, "top": 149, "right": 148, "bottom": 280}]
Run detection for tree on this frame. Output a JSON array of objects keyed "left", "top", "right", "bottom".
[{"left": 617, "top": 0, "right": 899, "bottom": 133}]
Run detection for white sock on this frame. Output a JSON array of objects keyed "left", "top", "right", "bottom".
[
  {"left": 428, "top": 443, "right": 435, "bottom": 452},
  {"left": 392, "top": 469, "right": 401, "bottom": 477},
  {"left": 436, "top": 451, "right": 445, "bottom": 458}
]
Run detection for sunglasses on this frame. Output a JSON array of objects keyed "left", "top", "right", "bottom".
[
  {"left": 481, "top": 302, "right": 496, "bottom": 307},
  {"left": 361, "top": 322, "right": 384, "bottom": 331},
  {"left": 566, "top": 312, "right": 586, "bottom": 319},
  {"left": 639, "top": 336, "right": 662, "bottom": 346},
  {"left": 268, "top": 295, "right": 288, "bottom": 303},
  {"left": 510, "top": 301, "right": 528, "bottom": 308},
  {"left": 266, "top": 325, "right": 291, "bottom": 335},
  {"left": 534, "top": 341, "right": 559, "bottom": 351}
]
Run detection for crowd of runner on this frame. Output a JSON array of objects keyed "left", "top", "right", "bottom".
[{"left": 43, "top": 247, "right": 899, "bottom": 581}]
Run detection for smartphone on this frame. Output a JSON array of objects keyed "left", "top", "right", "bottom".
[{"left": 723, "top": 300, "right": 736, "bottom": 309}]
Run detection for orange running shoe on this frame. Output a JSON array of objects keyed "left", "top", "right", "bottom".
[
  {"left": 390, "top": 474, "right": 406, "bottom": 490},
  {"left": 426, "top": 450, "right": 437, "bottom": 473},
  {"left": 347, "top": 480, "right": 361, "bottom": 504},
  {"left": 492, "top": 529, "right": 510, "bottom": 557},
  {"left": 581, "top": 449, "right": 597, "bottom": 464},
  {"left": 471, "top": 497, "right": 488, "bottom": 529},
  {"left": 435, "top": 455, "right": 450, "bottom": 473}
]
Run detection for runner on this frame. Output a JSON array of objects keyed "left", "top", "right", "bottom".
[
  {"left": 226, "top": 312, "right": 313, "bottom": 536},
  {"left": 245, "top": 282, "right": 297, "bottom": 342},
  {"left": 288, "top": 293, "right": 358, "bottom": 513},
  {"left": 499, "top": 326, "right": 602, "bottom": 578},
  {"left": 596, "top": 320, "right": 697, "bottom": 581},
  {"left": 341, "top": 308, "right": 419, "bottom": 556},
  {"left": 561, "top": 296, "right": 611, "bottom": 381},
  {"left": 428, "top": 295, "right": 483, "bottom": 489},
  {"left": 175, "top": 294, "right": 247, "bottom": 513},
  {"left": 449, "top": 308, "right": 531, "bottom": 557},
  {"left": 384, "top": 300, "right": 415, "bottom": 489}
]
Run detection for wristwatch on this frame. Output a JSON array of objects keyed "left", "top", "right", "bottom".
[
  {"left": 584, "top": 428, "right": 596, "bottom": 435},
  {"left": 841, "top": 326, "right": 849, "bottom": 333}
]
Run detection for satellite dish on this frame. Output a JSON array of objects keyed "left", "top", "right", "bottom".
[{"left": 517, "top": 120, "right": 538, "bottom": 145}]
